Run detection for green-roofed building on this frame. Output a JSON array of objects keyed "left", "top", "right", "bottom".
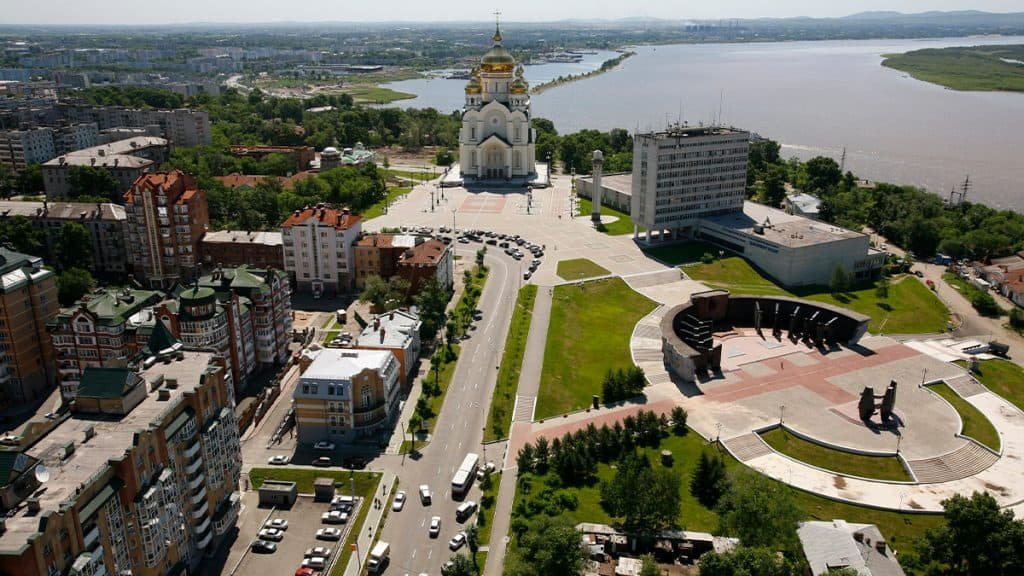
[{"left": 72, "top": 366, "right": 146, "bottom": 416}]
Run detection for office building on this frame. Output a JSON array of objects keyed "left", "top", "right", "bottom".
[
  {"left": 293, "top": 348, "right": 400, "bottom": 444},
  {"left": 41, "top": 137, "right": 168, "bottom": 198},
  {"left": 281, "top": 204, "right": 362, "bottom": 297},
  {"left": 0, "top": 350, "right": 242, "bottom": 576},
  {"left": 356, "top": 309, "right": 422, "bottom": 389},
  {"left": 0, "top": 249, "right": 58, "bottom": 411},
  {"left": 0, "top": 200, "right": 129, "bottom": 277},
  {"left": 123, "top": 171, "right": 209, "bottom": 289},
  {"left": 199, "top": 230, "right": 284, "bottom": 271},
  {"left": 631, "top": 125, "right": 750, "bottom": 242}
]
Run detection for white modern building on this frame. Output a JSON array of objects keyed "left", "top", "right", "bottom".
[
  {"left": 458, "top": 25, "right": 537, "bottom": 181},
  {"left": 281, "top": 203, "right": 363, "bottom": 297},
  {"left": 631, "top": 125, "right": 750, "bottom": 242},
  {"left": 357, "top": 309, "right": 422, "bottom": 388},
  {"left": 294, "top": 348, "right": 401, "bottom": 444}
]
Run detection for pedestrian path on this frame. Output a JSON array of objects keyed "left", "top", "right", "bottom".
[
  {"left": 723, "top": 433, "right": 774, "bottom": 462},
  {"left": 944, "top": 373, "right": 988, "bottom": 397},
  {"left": 513, "top": 395, "right": 535, "bottom": 422},
  {"left": 622, "top": 268, "right": 683, "bottom": 290},
  {"left": 342, "top": 470, "right": 396, "bottom": 576}
]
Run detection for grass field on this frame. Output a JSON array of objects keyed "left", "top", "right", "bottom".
[
  {"left": 577, "top": 197, "right": 637, "bottom": 236},
  {"left": 644, "top": 241, "right": 721, "bottom": 266},
  {"left": 485, "top": 285, "right": 538, "bottom": 441},
  {"left": 958, "top": 359, "right": 1024, "bottom": 413},
  {"left": 363, "top": 186, "right": 412, "bottom": 219},
  {"left": 344, "top": 85, "right": 416, "bottom": 103},
  {"left": 331, "top": 474, "right": 383, "bottom": 576},
  {"left": 882, "top": 45, "right": 1024, "bottom": 92},
  {"left": 686, "top": 256, "right": 949, "bottom": 333},
  {"left": 511, "top": 431, "right": 942, "bottom": 559},
  {"left": 555, "top": 258, "right": 610, "bottom": 281},
  {"left": 386, "top": 169, "right": 436, "bottom": 182},
  {"left": 248, "top": 467, "right": 381, "bottom": 496},
  {"left": 536, "top": 278, "right": 656, "bottom": 418},
  {"left": 927, "top": 382, "right": 1001, "bottom": 452},
  {"left": 408, "top": 345, "right": 461, "bottom": 440},
  {"left": 944, "top": 273, "right": 1006, "bottom": 317},
  {"left": 476, "top": 472, "right": 502, "bottom": 546},
  {"left": 760, "top": 427, "right": 912, "bottom": 481}
]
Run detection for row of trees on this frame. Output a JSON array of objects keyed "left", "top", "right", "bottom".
[
  {"left": 0, "top": 216, "right": 97, "bottom": 305},
  {"left": 528, "top": 119, "right": 634, "bottom": 176},
  {"left": 601, "top": 366, "right": 647, "bottom": 404}
]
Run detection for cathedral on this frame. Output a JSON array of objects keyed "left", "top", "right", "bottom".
[{"left": 458, "top": 25, "right": 537, "bottom": 181}]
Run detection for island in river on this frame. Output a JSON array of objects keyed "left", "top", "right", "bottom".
[{"left": 882, "top": 44, "right": 1024, "bottom": 92}]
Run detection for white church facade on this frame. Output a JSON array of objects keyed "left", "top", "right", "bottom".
[{"left": 458, "top": 26, "right": 538, "bottom": 181}]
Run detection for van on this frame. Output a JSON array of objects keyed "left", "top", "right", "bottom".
[{"left": 455, "top": 500, "right": 477, "bottom": 522}]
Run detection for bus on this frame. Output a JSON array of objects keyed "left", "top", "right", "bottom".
[{"left": 451, "top": 453, "right": 480, "bottom": 497}]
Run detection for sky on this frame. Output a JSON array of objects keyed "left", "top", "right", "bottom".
[{"left": 3, "top": 0, "right": 1022, "bottom": 25}]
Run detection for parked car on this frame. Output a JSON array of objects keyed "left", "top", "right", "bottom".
[
  {"left": 264, "top": 518, "right": 288, "bottom": 531},
  {"left": 251, "top": 539, "right": 277, "bottom": 553},
  {"left": 305, "top": 547, "right": 332, "bottom": 558},
  {"left": 392, "top": 490, "right": 406, "bottom": 511},
  {"left": 331, "top": 495, "right": 355, "bottom": 511},
  {"left": 419, "top": 484, "right": 432, "bottom": 505},
  {"left": 267, "top": 455, "right": 290, "bottom": 465},
  {"left": 321, "top": 510, "right": 349, "bottom": 524},
  {"left": 316, "top": 528, "right": 342, "bottom": 541},
  {"left": 429, "top": 516, "right": 441, "bottom": 537},
  {"left": 448, "top": 532, "right": 466, "bottom": 550},
  {"left": 343, "top": 456, "right": 367, "bottom": 469},
  {"left": 302, "top": 557, "right": 327, "bottom": 570},
  {"left": 314, "top": 441, "right": 335, "bottom": 451},
  {"left": 312, "top": 456, "right": 332, "bottom": 467},
  {"left": 258, "top": 528, "right": 284, "bottom": 541},
  {"left": 294, "top": 568, "right": 320, "bottom": 576},
  {"left": 476, "top": 462, "right": 496, "bottom": 479}
]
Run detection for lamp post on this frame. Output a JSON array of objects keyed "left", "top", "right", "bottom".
[
  {"left": 451, "top": 208, "right": 457, "bottom": 240},
  {"left": 715, "top": 422, "right": 723, "bottom": 444},
  {"left": 898, "top": 491, "right": 908, "bottom": 512},
  {"left": 779, "top": 404, "right": 786, "bottom": 425}
]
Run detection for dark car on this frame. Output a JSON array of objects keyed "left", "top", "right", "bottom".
[
  {"left": 343, "top": 456, "right": 367, "bottom": 469},
  {"left": 313, "top": 456, "right": 332, "bottom": 467},
  {"left": 251, "top": 539, "right": 277, "bottom": 554}
]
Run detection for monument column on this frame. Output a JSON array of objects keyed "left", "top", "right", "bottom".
[{"left": 591, "top": 149, "right": 604, "bottom": 223}]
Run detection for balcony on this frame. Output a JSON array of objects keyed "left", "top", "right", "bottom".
[
  {"left": 187, "top": 473, "right": 205, "bottom": 491},
  {"left": 191, "top": 500, "right": 209, "bottom": 520},
  {"left": 196, "top": 530, "right": 213, "bottom": 550},
  {"left": 352, "top": 399, "right": 387, "bottom": 415},
  {"left": 83, "top": 524, "right": 100, "bottom": 549},
  {"left": 185, "top": 456, "right": 203, "bottom": 476},
  {"left": 183, "top": 439, "right": 201, "bottom": 459},
  {"left": 190, "top": 485, "right": 207, "bottom": 505},
  {"left": 194, "top": 515, "right": 211, "bottom": 535}
]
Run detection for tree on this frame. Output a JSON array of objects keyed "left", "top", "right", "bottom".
[
  {"left": 697, "top": 546, "right": 798, "bottom": 576},
  {"left": 0, "top": 215, "right": 45, "bottom": 256},
  {"left": 441, "top": 553, "right": 478, "bottom": 576},
  {"left": 465, "top": 522, "right": 480, "bottom": 560},
  {"left": 875, "top": 274, "right": 890, "bottom": 298},
  {"left": 830, "top": 265, "right": 851, "bottom": 295},
  {"left": 16, "top": 164, "right": 43, "bottom": 195},
  {"left": 435, "top": 148, "right": 455, "bottom": 166},
  {"left": 638, "top": 554, "right": 659, "bottom": 576},
  {"left": 57, "top": 268, "right": 96, "bottom": 306},
  {"left": 922, "top": 491, "right": 1024, "bottom": 576},
  {"left": 67, "top": 165, "right": 121, "bottom": 202},
  {"left": 359, "top": 275, "right": 410, "bottom": 312},
  {"left": 690, "top": 450, "right": 729, "bottom": 507},
  {"left": 601, "top": 451, "right": 681, "bottom": 531},
  {"left": 415, "top": 277, "right": 450, "bottom": 340},
  {"left": 970, "top": 291, "right": 1001, "bottom": 317},
  {"left": 505, "top": 516, "right": 587, "bottom": 576},
  {"left": 762, "top": 164, "right": 787, "bottom": 207},
  {"left": 803, "top": 156, "right": 842, "bottom": 194},
  {"left": 517, "top": 443, "right": 535, "bottom": 473},
  {"left": 56, "top": 222, "right": 93, "bottom": 270},
  {"left": 670, "top": 406, "right": 688, "bottom": 435},
  {"left": 716, "top": 469, "right": 801, "bottom": 551}
]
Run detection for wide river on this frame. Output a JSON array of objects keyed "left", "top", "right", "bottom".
[{"left": 385, "top": 37, "right": 1024, "bottom": 211}]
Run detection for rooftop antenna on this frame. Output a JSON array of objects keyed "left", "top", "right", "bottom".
[{"left": 960, "top": 174, "right": 971, "bottom": 204}]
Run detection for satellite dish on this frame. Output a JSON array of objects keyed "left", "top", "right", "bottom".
[{"left": 34, "top": 465, "right": 50, "bottom": 483}]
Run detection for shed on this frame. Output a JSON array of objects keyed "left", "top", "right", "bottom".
[
  {"left": 258, "top": 480, "right": 298, "bottom": 508},
  {"left": 314, "top": 477, "right": 336, "bottom": 502}
]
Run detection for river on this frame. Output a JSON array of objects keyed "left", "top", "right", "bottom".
[{"left": 383, "top": 37, "right": 1024, "bottom": 211}]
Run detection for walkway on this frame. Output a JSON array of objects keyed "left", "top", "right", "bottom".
[{"left": 341, "top": 470, "right": 397, "bottom": 576}]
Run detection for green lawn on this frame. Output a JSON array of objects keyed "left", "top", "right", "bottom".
[
  {"left": 687, "top": 256, "right": 949, "bottom": 333},
  {"left": 476, "top": 471, "right": 502, "bottom": 546},
  {"left": 577, "top": 197, "right": 637, "bottom": 236},
  {"left": 248, "top": 467, "right": 381, "bottom": 496},
  {"left": 511, "top": 431, "right": 942, "bottom": 559},
  {"left": 363, "top": 186, "right": 412, "bottom": 219},
  {"left": 958, "top": 359, "right": 1024, "bottom": 413},
  {"left": 927, "top": 382, "right": 1001, "bottom": 452},
  {"left": 944, "top": 273, "right": 1006, "bottom": 317},
  {"left": 537, "top": 278, "right": 656, "bottom": 418},
  {"left": 345, "top": 85, "right": 416, "bottom": 103},
  {"left": 485, "top": 285, "right": 538, "bottom": 441},
  {"left": 386, "top": 169, "right": 436, "bottom": 182},
  {"left": 332, "top": 474, "right": 383, "bottom": 576},
  {"left": 882, "top": 45, "right": 1024, "bottom": 92},
  {"left": 555, "top": 258, "right": 611, "bottom": 281},
  {"left": 644, "top": 241, "right": 722, "bottom": 266},
  {"left": 760, "top": 427, "right": 912, "bottom": 481},
  {"left": 408, "top": 345, "right": 461, "bottom": 439}
]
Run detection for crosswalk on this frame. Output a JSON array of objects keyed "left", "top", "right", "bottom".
[{"left": 513, "top": 395, "right": 536, "bottom": 422}]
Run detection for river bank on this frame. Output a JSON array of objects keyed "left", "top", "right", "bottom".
[
  {"left": 531, "top": 51, "right": 636, "bottom": 95},
  {"left": 881, "top": 44, "right": 1024, "bottom": 92}
]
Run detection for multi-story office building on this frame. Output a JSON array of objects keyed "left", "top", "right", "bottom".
[
  {"left": 0, "top": 349, "right": 242, "bottom": 576},
  {"left": 281, "top": 203, "right": 362, "bottom": 297},
  {"left": 124, "top": 171, "right": 209, "bottom": 289},
  {"left": 48, "top": 287, "right": 167, "bottom": 400},
  {"left": 0, "top": 249, "right": 58, "bottom": 411},
  {"left": 0, "top": 200, "right": 129, "bottom": 277},
  {"left": 199, "top": 230, "right": 284, "bottom": 271},
  {"left": 631, "top": 125, "right": 750, "bottom": 242},
  {"left": 293, "top": 348, "right": 400, "bottom": 444},
  {"left": 42, "top": 136, "right": 168, "bottom": 198},
  {"left": 356, "top": 310, "right": 421, "bottom": 389}
]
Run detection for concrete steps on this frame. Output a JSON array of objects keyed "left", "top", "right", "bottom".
[
  {"left": 907, "top": 441, "right": 999, "bottom": 484},
  {"left": 945, "top": 374, "right": 988, "bottom": 398},
  {"left": 724, "top": 433, "right": 774, "bottom": 462},
  {"left": 623, "top": 268, "right": 683, "bottom": 290}
]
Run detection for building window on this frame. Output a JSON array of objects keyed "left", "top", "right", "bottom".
[{"left": 361, "top": 385, "right": 372, "bottom": 409}]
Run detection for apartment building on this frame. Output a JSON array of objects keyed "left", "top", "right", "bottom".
[
  {"left": 293, "top": 348, "right": 400, "bottom": 444},
  {"left": 352, "top": 233, "right": 417, "bottom": 290},
  {"left": 0, "top": 350, "right": 242, "bottom": 576},
  {"left": 281, "top": 204, "right": 362, "bottom": 297},
  {"left": 175, "top": 285, "right": 253, "bottom": 398},
  {"left": 0, "top": 200, "right": 129, "bottom": 277},
  {"left": 397, "top": 238, "right": 454, "bottom": 293},
  {"left": 356, "top": 309, "right": 421, "bottom": 389},
  {"left": 631, "top": 125, "right": 750, "bottom": 242},
  {"left": 0, "top": 128, "right": 55, "bottom": 174},
  {"left": 199, "top": 230, "right": 284, "bottom": 271},
  {"left": 0, "top": 249, "right": 59, "bottom": 411},
  {"left": 124, "top": 171, "right": 209, "bottom": 289},
  {"left": 42, "top": 136, "right": 168, "bottom": 198},
  {"left": 59, "top": 105, "right": 211, "bottom": 147}
]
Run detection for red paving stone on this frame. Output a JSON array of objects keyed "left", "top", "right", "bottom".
[
  {"left": 459, "top": 196, "right": 507, "bottom": 214},
  {"left": 704, "top": 343, "right": 919, "bottom": 405}
]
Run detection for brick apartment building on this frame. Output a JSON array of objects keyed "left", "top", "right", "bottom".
[
  {"left": 0, "top": 249, "right": 59, "bottom": 411},
  {"left": 281, "top": 204, "right": 362, "bottom": 297},
  {"left": 200, "top": 230, "right": 284, "bottom": 271}
]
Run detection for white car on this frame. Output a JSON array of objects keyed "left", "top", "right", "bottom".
[
  {"left": 305, "top": 546, "right": 332, "bottom": 558},
  {"left": 267, "top": 454, "right": 290, "bottom": 465},
  {"left": 316, "top": 527, "right": 342, "bottom": 541},
  {"left": 392, "top": 490, "right": 406, "bottom": 511},
  {"left": 302, "top": 557, "right": 327, "bottom": 570},
  {"left": 321, "top": 510, "right": 349, "bottom": 524},
  {"left": 419, "top": 484, "right": 431, "bottom": 505},
  {"left": 264, "top": 518, "right": 288, "bottom": 531},
  {"left": 449, "top": 532, "right": 466, "bottom": 551},
  {"left": 314, "top": 440, "right": 335, "bottom": 451},
  {"left": 257, "top": 528, "right": 284, "bottom": 541},
  {"left": 429, "top": 516, "right": 441, "bottom": 538}
]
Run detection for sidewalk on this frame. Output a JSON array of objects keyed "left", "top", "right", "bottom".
[
  {"left": 483, "top": 469, "right": 518, "bottom": 576},
  {"left": 342, "top": 470, "right": 397, "bottom": 576}
]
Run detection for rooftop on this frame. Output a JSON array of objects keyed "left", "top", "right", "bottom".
[
  {"left": 798, "top": 520, "right": 905, "bottom": 576},
  {"left": 355, "top": 233, "right": 418, "bottom": 249},
  {"left": 41, "top": 136, "right": 167, "bottom": 169},
  {"left": 702, "top": 201, "right": 865, "bottom": 249},
  {"left": 202, "top": 230, "right": 283, "bottom": 247},
  {"left": 399, "top": 239, "right": 450, "bottom": 266},
  {"left": 54, "top": 287, "right": 164, "bottom": 327},
  {"left": 0, "top": 200, "right": 125, "bottom": 222},
  {"left": 125, "top": 170, "right": 199, "bottom": 204},
  {"left": 282, "top": 204, "right": 361, "bottom": 230},
  {"left": 579, "top": 172, "right": 633, "bottom": 196},
  {"left": 301, "top": 348, "right": 393, "bottom": 382},
  {"left": 358, "top": 309, "right": 421, "bottom": 349},
  {"left": 0, "top": 352, "right": 217, "bottom": 551},
  {"left": 0, "top": 248, "right": 53, "bottom": 293},
  {"left": 641, "top": 124, "right": 749, "bottom": 140}
]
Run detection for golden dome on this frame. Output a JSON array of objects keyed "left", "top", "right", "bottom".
[
  {"left": 510, "top": 77, "right": 528, "bottom": 94},
  {"left": 479, "top": 25, "right": 515, "bottom": 73},
  {"left": 465, "top": 76, "right": 482, "bottom": 94}
]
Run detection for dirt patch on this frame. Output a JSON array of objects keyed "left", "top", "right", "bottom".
[
  {"left": 984, "top": 482, "right": 1011, "bottom": 496},
  {"left": 907, "top": 499, "right": 924, "bottom": 510},
  {"left": 833, "top": 475, "right": 847, "bottom": 489}
]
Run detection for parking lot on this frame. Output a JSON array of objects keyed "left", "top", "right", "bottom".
[{"left": 230, "top": 493, "right": 360, "bottom": 576}]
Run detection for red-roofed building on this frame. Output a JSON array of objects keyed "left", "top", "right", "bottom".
[
  {"left": 214, "top": 171, "right": 316, "bottom": 190},
  {"left": 282, "top": 203, "right": 362, "bottom": 296},
  {"left": 229, "top": 144, "right": 315, "bottom": 174},
  {"left": 398, "top": 238, "right": 454, "bottom": 294},
  {"left": 124, "top": 170, "right": 209, "bottom": 288}
]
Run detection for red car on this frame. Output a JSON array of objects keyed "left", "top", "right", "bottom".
[{"left": 294, "top": 568, "right": 321, "bottom": 576}]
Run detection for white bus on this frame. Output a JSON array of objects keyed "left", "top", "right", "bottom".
[{"left": 451, "top": 453, "right": 480, "bottom": 497}]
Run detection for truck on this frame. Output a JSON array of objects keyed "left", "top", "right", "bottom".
[{"left": 367, "top": 541, "right": 390, "bottom": 574}]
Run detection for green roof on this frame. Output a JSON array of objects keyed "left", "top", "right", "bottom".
[
  {"left": 143, "top": 320, "right": 180, "bottom": 357},
  {"left": 77, "top": 367, "right": 139, "bottom": 400},
  {"left": 179, "top": 286, "right": 216, "bottom": 303},
  {"left": 55, "top": 288, "right": 163, "bottom": 326},
  {"left": 198, "top": 265, "right": 276, "bottom": 297}
]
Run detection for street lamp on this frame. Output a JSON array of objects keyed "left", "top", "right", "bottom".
[
  {"left": 779, "top": 404, "right": 786, "bottom": 424},
  {"left": 715, "top": 422, "right": 723, "bottom": 444},
  {"left": 451, "top": 208, "right": 458, "bottom": 240}
]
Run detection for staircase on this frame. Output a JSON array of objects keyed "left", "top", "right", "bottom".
[{"left": 907, "top": 441, "right": 999, "bottom": 484}]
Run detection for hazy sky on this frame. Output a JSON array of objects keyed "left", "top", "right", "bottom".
[{"left": 4, "top": 0, "right": 1022, "bottom": 26}]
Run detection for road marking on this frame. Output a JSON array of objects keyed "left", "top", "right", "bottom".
[
  {"left": 411, "top": 548, "right": 417, "bottom": 559},
  {"left": 427, "top": 549, "right": 433, "bottom": 560}
]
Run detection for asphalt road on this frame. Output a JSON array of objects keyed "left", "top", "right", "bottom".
[{"left": 377, "top": 248, "right": 518, "bottom": 575}]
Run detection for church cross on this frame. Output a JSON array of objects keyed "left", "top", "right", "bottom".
[{"left": 493, "top": 10, "right": 502, "bottom": 27}]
